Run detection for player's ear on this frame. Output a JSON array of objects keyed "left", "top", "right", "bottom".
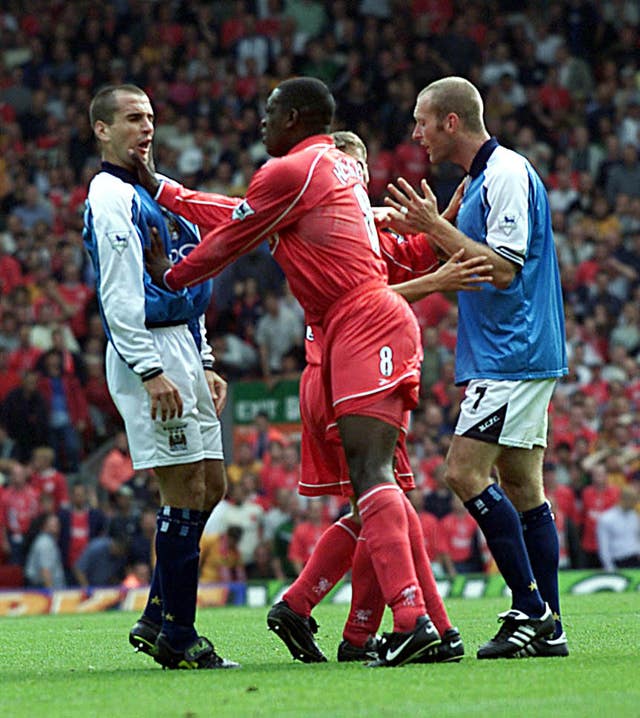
[
  {"left": 287, "top": 108, "right": 300, "bottom": 127},
  {"left": 94, "top": 120, "right": 110, "bottom": 143},
  {"left": 444, "top": 112, "right": 459, "bottom": 133}
]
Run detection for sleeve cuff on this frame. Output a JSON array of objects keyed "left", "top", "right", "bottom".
[{"left": 141, "top": 368, "right": 163, "bottom": 382}]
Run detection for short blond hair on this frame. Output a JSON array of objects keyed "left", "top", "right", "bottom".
[
  {"left": 332, "top": 130, "right": 367, "bottom": 161},
  {"left": 418, "top": 77, "right": 485, "bottom": 133}
]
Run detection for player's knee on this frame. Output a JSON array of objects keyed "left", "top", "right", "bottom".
[
  {"left": 444, "top": 463, "right": 488, "bottom": 502},
  {"left": 203, "top": 460, "right": 226, "bottom": 509}
]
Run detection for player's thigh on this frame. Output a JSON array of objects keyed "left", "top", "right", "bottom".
[
  {"left": 495, "top": 446, "right": 546, "bottom": 511},
  {"left": 444, "top": 434, "right": 501, "bottom": 501},
  {"left": 203, "top": 458, "right": 226, "bottom": 508},
  {"left": 338, "top": 414, "right": 399, "bottom": 496}
]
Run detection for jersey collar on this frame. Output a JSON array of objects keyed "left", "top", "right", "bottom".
[
  {"left": 101, "top": 161, "right": 138, "bottom": 185},
  {"left": 468, "top": 137, "right": 500, "bottom": 179}
]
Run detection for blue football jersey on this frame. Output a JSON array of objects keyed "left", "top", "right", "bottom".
[{"left": 454, "top": 139, "right": 568, "bottom": 384}]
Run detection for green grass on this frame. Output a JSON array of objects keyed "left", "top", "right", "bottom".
[{"left": 1, "top": 593, "right": 639, "bottom": 718}]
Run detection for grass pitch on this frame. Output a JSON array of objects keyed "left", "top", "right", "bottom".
[{"left": 1, "top": 593, "right": 638, "bottom": 718}]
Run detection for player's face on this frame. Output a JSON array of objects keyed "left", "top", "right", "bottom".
[
  {"left": 412, "top": 93, "right": 453, "bottom": 164},
  {"left": 261, "top": 89, "right": 291, "bottom": 157},
  {"left": 99, "top": 91, "right": 154, "bottom": 170},
  {"left": 350, "top": 145, "right": 370, "bottom": 185}
]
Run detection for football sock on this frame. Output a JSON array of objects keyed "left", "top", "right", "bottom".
[
  {"left": 141, "top": 510, "right": 211, "bottom": 627},
  {"left": 465, "top": 484, "right": 545, "bottom": 617},
  {"left": 142, "top": 529, "right": 162, "bottom": 625},
  {"left": 155, "top": 506, "right": 204, "bottom": 650},
  {"left": 521, "top": 502, "right": 563, "bottom": 637},
  {"left": 357, "top": 483, "right": 425, "bottom": 632},
  {"left": 402, "top": 494, "right": 451, "bottom": 634},
  {"left": 343, "top": 536, "right": 386, "bottom": 646},
  {"left": 283, "top": 515, "right": 360, "bottom": 617}
]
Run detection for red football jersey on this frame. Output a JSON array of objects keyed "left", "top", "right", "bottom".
[
  {"left": 303, "top": 228, "right": 438, "bottom": 365},
  {"left": 161, "top": 135, "right": 388, "bottom": 326}
]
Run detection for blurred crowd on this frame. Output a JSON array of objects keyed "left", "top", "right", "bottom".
[{"left": 0, "top": 0, "right": 639, "bottom": 589}]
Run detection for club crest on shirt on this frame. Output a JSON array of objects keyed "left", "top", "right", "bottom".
[
  {"left": 167, "top": 424, "right": 188, "bottom": 452},
  {"left": 232, "top": 200, "right": 255, "bottom": 221},
  {"left": 107, "top": 230, "right": 131, "bottom": 254},
  {"left": 498, "top": 213, "right": 518, "bottom": 235}
]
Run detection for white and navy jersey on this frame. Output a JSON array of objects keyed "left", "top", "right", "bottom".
[
  {"left": 83, "top": 163, "right": 214, "bottom": 380},
  {"left": 455, "top": 138, "right": 567, "bottom": 384}
]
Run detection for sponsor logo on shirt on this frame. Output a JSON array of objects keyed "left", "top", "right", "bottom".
[
  {"left": 107, "top": 231, "right": 131, "bottom": 254},
  {"left": 232, "top": 200, "right": 255, "bottom": 221}
]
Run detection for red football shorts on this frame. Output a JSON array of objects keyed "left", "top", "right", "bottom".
[
  {"left": 299, "top": 364, "right": 416, "bottom": 497},
  {"left": 323, "top": 283, "right": 422, "bottom": 429}
]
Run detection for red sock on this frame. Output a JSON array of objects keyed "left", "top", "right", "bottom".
[
  {"left": 342, "top": 537, "right": 386, "bottom": 646},
  {"left": 402, "top": 494, "right": 451, "bottom": 635},
  {"left": 283, "top": 515, "right": 360, "bottom": 617},
  {"left": 357, "top": 484, "right": 425, "bottom": 632}
]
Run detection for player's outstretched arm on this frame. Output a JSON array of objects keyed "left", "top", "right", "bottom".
[
  {"left": 390, "top": 249, "right": 493, "bottom": 303},
  {"left": 129, "top": 149, "right": 240, "bottom": 229}
]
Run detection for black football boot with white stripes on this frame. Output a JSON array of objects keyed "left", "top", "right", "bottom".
[{"left": 477, "top": 604, "right": 555, "bottom": 659}]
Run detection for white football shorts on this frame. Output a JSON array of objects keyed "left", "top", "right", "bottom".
[
  {"left": 454, "top": 378, "right": 556, "bottom": 449},
  {"left": 106, "top": 324, "right": 224, "bottom": 469}
]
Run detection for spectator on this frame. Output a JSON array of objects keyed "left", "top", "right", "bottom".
[
  {"left": 23, "top": 512, "right": 66, "bottom": 588},
  {"left": 271, "top": 491, "right": 303, "bottom": 579},
  {"left": 263, "top": 487, "right": 296, "bottom": 543},
  {"left": 254, "top": 289, "right": 303, "bottom": 385},
  {"left": 214, "top": 480, "right": 264, "bottom": 566},
  {"left": 9, "top": 184, "right": 53, "bottom": 230},
  {"left": 0, "top": 348, "right": 21, "bottom": 402},
  {"left": 226, "top": 440, "right": 263, "bottom": 485},
  {"left": 596, "top": 485, "right": 640, "bottom": 570},
  {"left": 98, "top": 431, "right": 134, "bottom": 496},
  {"left": 128, "top": 506, "right": 157, "bottom": 569},
  {"left": 438, "top": 495, "right": 485, "bottom": 578},
  {"left": 2, "top": 371, "right": 49, "bottom": 463},
  {"left": 245, "top": 539, "right": 280, "bottom": 580},
  {"left": 37, "top": 349, "right": 88, "bottom": 473},
  {"left": 73, "top": 529, "right": 128, "bottom": 587},
  {"left": 423, "top": 463, "right": 454, "bottom": 519},
  {"left": 28, "top": 445, "right": 69, "bottom": 511},
  {"left": 58, "top": 481, "right": 106, "bottom": 584},
  {"left": 7, "top": 324, "right": 43, "bottom": 374},
  {"left": 107, "top": 485, "right": 141, "bottom": 544},
  {"left": 199, "top": 525, "right": 246, "bottom": 584},
  {"left": 259, "top": 442, "right": 300, "bottom": 507},
  {"left": 580, "top": 463, "right": 621, "bottom": 568},
  {"left": 287, "top": 499, "right": 330, "bottom": 575},
  {"left": 2, "top": 460, "right": 39, "bottom": 564},
  {"left": 606, "top": 143, "right": 640, "bottom": 205}
]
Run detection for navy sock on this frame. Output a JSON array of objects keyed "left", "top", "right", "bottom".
[
  {"left": 521, "top": 502, "right": 563, "bottom": 637},
  {"left": 155, "top": 506, "right": 204, "bottom": 650},
  {"left": 142, "top": 529, "right": 163, "bottom": 625},
  {"left": 465, "top": 484, "right": 545, "bottom": 617}
]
